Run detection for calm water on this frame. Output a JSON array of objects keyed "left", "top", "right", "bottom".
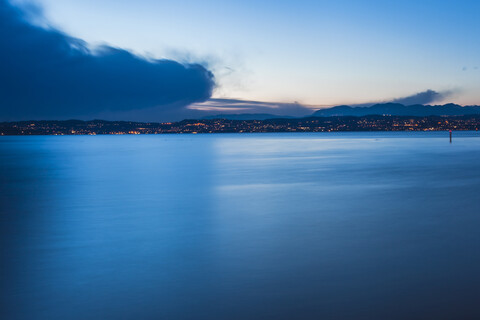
[{"left": 1, "top": 132, "right": 480, "bottom": 319}]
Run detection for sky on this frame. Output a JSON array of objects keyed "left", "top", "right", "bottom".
[{"left": 2, "top": 0, "right": 480, "bottom": 120}]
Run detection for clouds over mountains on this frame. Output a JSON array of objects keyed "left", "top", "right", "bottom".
[
  {"left": 0, "top": 0, "right": 215, "bottom": 120},
  {"left": 188, "top": 90, "right": 454, "bottom": 120}
]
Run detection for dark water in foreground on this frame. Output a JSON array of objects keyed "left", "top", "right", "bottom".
[{"left": 1, "top": 132, "right": 480, "bottom": 320}]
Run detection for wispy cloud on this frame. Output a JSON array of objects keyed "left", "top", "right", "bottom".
[{"left": 188, "top": 98, "right": 316, "bottom": 117}]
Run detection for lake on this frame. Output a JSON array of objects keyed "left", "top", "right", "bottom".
[{"left": 1, "top": 132, "right": 480, "bottom": 319}]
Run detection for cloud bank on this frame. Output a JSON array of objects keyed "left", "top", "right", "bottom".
[{"left": 0, "top": 0, "right": 215, "bottom": 120}]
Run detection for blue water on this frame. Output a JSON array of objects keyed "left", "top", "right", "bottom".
[{"left": 1, "top": 132, "right": 480, "bottom": 319}]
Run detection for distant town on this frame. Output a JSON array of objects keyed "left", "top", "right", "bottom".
[{"left": 1, "top": 115, "right": 480, "bottom": 135}]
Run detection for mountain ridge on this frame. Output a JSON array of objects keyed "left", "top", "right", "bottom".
[
  {"left": 204, "top": 103, "right": 480, "bottom": 120},
  {"left": 312, "top": 103, "right": 480, "bottom": 117}
]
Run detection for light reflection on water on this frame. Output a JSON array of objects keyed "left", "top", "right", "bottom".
[{"left": 1, "top": 132, "right": 480, "bottom": 319}]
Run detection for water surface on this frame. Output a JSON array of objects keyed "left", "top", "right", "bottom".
[{"left": 1, "top": 132, "right": 480, "bottom": 319}]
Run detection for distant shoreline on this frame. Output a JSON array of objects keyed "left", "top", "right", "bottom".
[{"left": 1, "top": 115, "right": 480, "bottom": 136}]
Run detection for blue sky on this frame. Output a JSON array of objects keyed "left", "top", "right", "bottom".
[{"left": 29, "top": 0, "right": 480, "bottom": 107}]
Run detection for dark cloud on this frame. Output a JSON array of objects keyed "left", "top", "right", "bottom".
[
  {"left": 0, "top": 0, "right": 215, "bottom": 120},
  {"left": 390, "top": 89, "right": 451, "bottom": 105},
  {"left": 348, "top": 89, "right": 454, "bottom": 108}
]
